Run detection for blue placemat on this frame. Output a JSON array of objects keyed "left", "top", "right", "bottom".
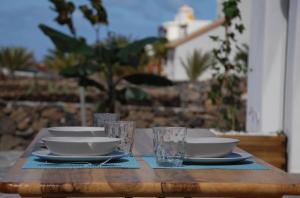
[
  {"left": 23, "top": 155, "right": 139, "bottom": 169},
  {"left": 142, "top": 156, "right": 268, "bottom": 170}
]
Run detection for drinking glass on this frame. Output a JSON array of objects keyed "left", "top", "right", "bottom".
[
  {"left": 152, "top": 127, "right": 187, "bottom": 167},
  {"left": 93, "top": 113, "right": 120, "bottom": 127},
  {"left": 105, "top": 121, "right": 135, "bottom": 154}
]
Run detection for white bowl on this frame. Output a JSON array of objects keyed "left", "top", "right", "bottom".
[
  {"left": 47, "top": 126, "right": 105, "bottom": 137},
  {"left": 185, "top": 137, "right": 239, "bottom": 158},
  {"left": 42, "top": 137, "right": 121, "bottom": 156}
]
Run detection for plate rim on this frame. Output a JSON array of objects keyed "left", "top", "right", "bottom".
[
  {"left": 32, "top": 149, "right": 128, "bottom": 161},
  {"left": 183, "top": 152, "right": 252, "bottom": 162}
]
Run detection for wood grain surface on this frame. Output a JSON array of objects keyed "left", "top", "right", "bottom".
[{"left": 1, "top": 128, "right": 300, "bottom": 197}]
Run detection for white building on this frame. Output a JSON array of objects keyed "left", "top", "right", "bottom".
[
  {"left": 162, "top": 1, "right": 251, "bottom": 81},
  {"left": 159, "top": 5, "right": 211, "bottom": 41}
]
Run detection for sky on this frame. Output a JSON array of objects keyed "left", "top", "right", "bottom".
[{"left": 0, "top": 0, "right": 216, "bottom": 61}]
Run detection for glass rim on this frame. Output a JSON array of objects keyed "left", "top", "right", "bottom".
[
  {"left": 93, "top": 113, "right": 119, "bottom": 116},
  {"left": 152, "top": 126, "right": 186, "bottom": 130},
  {"left": 105, "top": 121, "right": 135, "bottom": 125}
]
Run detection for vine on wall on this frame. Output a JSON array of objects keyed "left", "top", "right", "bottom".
[{"left": 209, "top": 0, "right": 247, "bottom": 130}]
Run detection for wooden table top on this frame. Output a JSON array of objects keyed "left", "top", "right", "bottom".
[{"left": 1, "top": 129, "right": 300, "bottom": 197}]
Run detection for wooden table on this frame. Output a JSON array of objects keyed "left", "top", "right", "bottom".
[{"left": 1, "top": 129, "right": 300, "bottom": 198}]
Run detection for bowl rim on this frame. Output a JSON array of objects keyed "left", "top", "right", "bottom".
[
  {"left": 42, "top": 137, "right": 121, "bottom": 143},
  {"left": 185, "top": 137, "right": 239, "bottom": 144},
  {"left": 47, "top": 126, "right": 105, "bottom": 132}
]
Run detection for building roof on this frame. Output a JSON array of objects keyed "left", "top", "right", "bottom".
[{"left": 166, "top": 18, "right": 225, "bottom": 48}]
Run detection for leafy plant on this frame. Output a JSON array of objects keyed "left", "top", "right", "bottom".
[
  {"left": 234, "top": 43, "right": 248, "bottom": 74},
  {"left": 0, "top": 47, "right": 36, "bottom": 76},
  {"left": 50, "top": 0, "right": 76, "bottom": 36},
  {"left": 181, "top": 50, "right": 212, "bottom": 81},
  {"left": 209, "top": 0, "right": 246, "bottom": 130},
  {"left": 40, "top": 0, "right": 173, "bottom": 112},
  {"left": 79, "top": 0, "right": 108, "bottom": 42}
]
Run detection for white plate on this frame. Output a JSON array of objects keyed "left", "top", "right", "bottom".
[
  {"left": 185, "top": 137, "right": 239, "bottom": 158},
  {"left": 42, "top": 137, "right": 121, "bottom": 156},
  {"left": 48, "top": 126, "right": 105, "bottom": 137},
  {"left": 32, "top": 149, "right": 128, "bottom": 162},
  {"left": 184, "top": 152, "right": 252, "bottom": 164}
]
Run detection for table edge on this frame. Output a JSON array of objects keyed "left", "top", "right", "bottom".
[{"left": 1, "top": 181, "right": 300, "bottom": 196}]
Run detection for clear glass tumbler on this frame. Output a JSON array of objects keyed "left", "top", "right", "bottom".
[
  {"left": 93, "top": 113, "right": 120, "bottom": 127},
  {"left": 152, "top": 127, "right": 187, "bottom": 167},
  {"left": 105, "top": 121, "right": 135, "bottom": 154}
]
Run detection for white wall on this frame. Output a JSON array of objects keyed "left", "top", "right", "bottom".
[
  {"left": 284, "top": 0, "right": 300, "bottom": 174},
  {"left": 246, "top": 0, "right": 288, "bottom": 132},
  {"left": 246, "top": 0, "right": 300, "bottom": 174}
]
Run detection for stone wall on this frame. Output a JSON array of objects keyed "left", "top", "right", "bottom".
[
  {"left": 0, "top": 102, "right": 219, "bottom": 151},
  {"left": 0, "top": 101, "right": 95, "bottom": 150},
  {"left": 0, "top": 80, "right": 246, "bottom": 151}
]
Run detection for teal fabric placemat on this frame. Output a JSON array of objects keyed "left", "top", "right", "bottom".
[
  {"left": 23, "top": 155, "right": 139, "bottom": 169},
  {"left": 142, "top": 156, "right": 268, "bottom": 170}
]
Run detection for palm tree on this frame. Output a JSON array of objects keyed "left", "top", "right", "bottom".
[
  {"left": 44, "top": 49, "right": 79, "bottom": 71},
  {"left": 0, "top": 47, "right": 35, "bottom": 76},
  {"left": 181, "top": 50, "right": 212, "bottom": 81}
]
